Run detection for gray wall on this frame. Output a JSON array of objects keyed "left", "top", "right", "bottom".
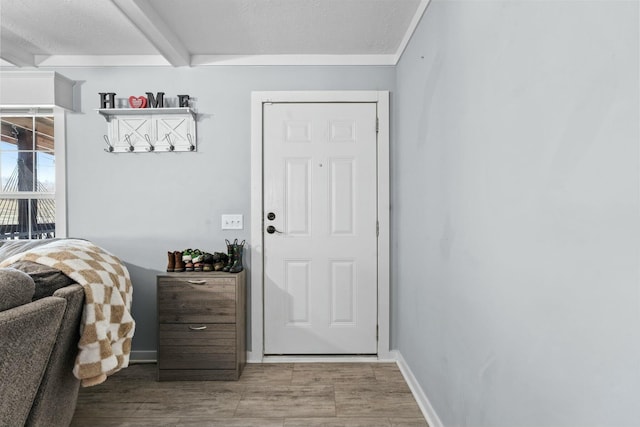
[
  {"left": 393, "top": 1, "right": 639, "bottom": 426},
  {"left": 10, "top": 1, "right": 639, "bottom": 423},
  {"left": 53, "top": 66, "right": 395, "bottom": 357}
]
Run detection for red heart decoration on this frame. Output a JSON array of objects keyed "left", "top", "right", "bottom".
[{"left": 128, "top": 96, "right": 147, "bottom": 109}]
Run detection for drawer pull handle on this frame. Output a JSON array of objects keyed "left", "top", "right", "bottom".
[
  {"left": 187, "top": 280, "right": 207, "bottom": 285},
  {"left": 189, "top": 325, "right": 207, "bottom": 331}
]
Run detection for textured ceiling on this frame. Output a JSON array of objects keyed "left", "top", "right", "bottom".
[{"left": 0, "top": 0, "right": 428, "bottom": 67}]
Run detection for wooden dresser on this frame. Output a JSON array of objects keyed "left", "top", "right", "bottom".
[{"left": 156, "top": 271, "right": 246, "bottom": 381}]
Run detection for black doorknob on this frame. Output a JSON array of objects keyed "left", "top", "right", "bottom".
[{"left": 266, "top": 225, "right": 283, "bottom": 234}]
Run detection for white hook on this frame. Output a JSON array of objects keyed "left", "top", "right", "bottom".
[
  {"left": 103, "top": 135, "right": 114, "bottom": 152},
  {"left": 165, "top": 134, "right": 175, "bottom": 151},
  {"left": 124, "top": 134, "right": 135, "bottom": 152},
  {"left": 145, "top": 134, "right": 155, "bottom": 152}
]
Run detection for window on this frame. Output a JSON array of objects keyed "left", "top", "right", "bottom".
[{"left": 0, "top": 108, "right": 59, "bottom": 240}]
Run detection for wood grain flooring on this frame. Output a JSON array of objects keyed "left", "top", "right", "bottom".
[{"left": 71, "top": 362, "right": 428, "bottom": 427}]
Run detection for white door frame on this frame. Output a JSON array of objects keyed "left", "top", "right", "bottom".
[{"left": 250, "top": 91, "right": 390, "bottom": 362}]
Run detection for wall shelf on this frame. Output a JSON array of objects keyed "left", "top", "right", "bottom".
[
  {"left": 97, "top": 108, "right": 197, "bottom": 153},
  {"left": 97, "top": 107, "right": 197, "bottom": 121}
]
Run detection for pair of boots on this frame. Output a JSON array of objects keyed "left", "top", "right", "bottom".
[
  {"left": 223, "top": 239, "right": 245, "bottom": 273},
  {"left": 166, "top": 251, "right": 185, "bottom": 272}
]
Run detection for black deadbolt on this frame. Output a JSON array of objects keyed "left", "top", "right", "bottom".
[{"left": 267, "top": 212, "right": 276, "bottom": 220}]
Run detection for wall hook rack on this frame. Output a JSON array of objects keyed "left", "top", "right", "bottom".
[{"left": 97, "top": 107, "right": 197, "bottom": 153}]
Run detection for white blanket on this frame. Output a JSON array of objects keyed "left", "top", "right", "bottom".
[{"left": 0, "top": 239, "right": 135, "bottom": 387}]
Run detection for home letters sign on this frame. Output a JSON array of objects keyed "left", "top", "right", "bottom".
[{"left": 99, "top": 92, "right": 191, "bottom": 109}]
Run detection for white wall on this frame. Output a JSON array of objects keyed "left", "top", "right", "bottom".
[
  {"left": 50, "top": 66, "right": 395, "bottom": 357},
  {"left": 393, "top": 1, "right": 639, "bottom": 426}
]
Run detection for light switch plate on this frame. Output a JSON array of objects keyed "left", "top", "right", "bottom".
[{"left": 221, "top": 214, "right": 243, "bottom": 230}]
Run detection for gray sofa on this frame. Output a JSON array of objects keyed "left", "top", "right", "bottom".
[{"left": 0, "top": 241, "right": 85, "bottom": 427}]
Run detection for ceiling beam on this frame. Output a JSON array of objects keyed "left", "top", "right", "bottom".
[
  {"left": 111, "top": 0, "right": 190, "bottom": 67},
  {"left": 191, "top": 54, "right": 398, "bottom": 67},
  {"left": 0, "top": 29, "right": 36, "bottom": 67},
  {"left": 394, "top": 0, "right": 432, "bottom": 64}
]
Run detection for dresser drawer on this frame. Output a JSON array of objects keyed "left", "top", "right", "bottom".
[
  {"left": 157, "top": 277, "right": 237, "bottom": 323},
  {"left": 159, "top": 276, "right": 237, "bottom": 287},
  {"left": 158, "top": 323, "right": 237, "bottom": 370},
  {"left": 157, "top": 345, "right": 237, "bottom": 370},
  {"left": 158, "top": 323, "right": 235, "bottom": 347}
]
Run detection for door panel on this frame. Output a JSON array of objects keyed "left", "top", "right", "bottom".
[
  {"left": 285, "top": 159, "right": 311, "bottom": 235},
  {"left": 263, "top": 102, "right": 378, "bottom": 355},
  {"left": 330, "top": 158, "right": 355, "bottom": 235},
  {"left": 285, "top": 259, "right": 311, "bottom": 325}
]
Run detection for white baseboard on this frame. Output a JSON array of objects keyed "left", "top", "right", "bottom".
[
  {"left": 393, "top": 350, "right": 444, "bottom": 427},
  {"left": 130, "top": 350, "right": 157, "bottom": 363},
  {"left": 247, "top": 351, "right": 263, "bottom": 363}
]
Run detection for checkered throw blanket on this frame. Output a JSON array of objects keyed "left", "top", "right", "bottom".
[{"left": 0, "top": 239, "right": 135, "bottom": 387}]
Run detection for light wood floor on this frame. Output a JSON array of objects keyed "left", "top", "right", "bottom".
[{"left": 71, "top": 362, "right": 428, "bottom": 427}]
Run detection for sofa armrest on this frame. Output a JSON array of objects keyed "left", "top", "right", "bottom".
[
  {"left": 27, "top": 284, "right": 84, "bottom": 427},
  {"left": 0, "top": 297, "right": 66, "bottom": 427},
  {"left": 0, "top": 268, "right": 36, "bottom": 311}
]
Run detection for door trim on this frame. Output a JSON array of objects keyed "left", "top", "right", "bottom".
[{"left": 250, "top": 91, "right": 390, "bottom": 362}]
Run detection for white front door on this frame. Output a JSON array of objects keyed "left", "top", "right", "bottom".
[{"left": 263, "top": 102, "right": 378, "bottom": 355}]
